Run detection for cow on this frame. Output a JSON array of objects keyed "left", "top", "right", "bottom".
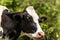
[{"left": 0, "top": 5, "right": 46, "bottom": 40}]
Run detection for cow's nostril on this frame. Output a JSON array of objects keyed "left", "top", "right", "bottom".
[{"left": 38, "top": 32, "right": 45, "bottom": 37}]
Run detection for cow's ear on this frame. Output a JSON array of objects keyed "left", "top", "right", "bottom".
[
  {"left": 38, "top": 16, "right": 47, "bottom": 22},
  {"left": 3, "top": 9, "right": 8, "bottom": 14}
]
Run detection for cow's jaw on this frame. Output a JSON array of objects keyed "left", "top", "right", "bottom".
[{"left": 26, "top": 6, "right": 44, "bottom": 38}]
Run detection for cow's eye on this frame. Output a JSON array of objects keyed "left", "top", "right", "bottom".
[
  {"left": 27, "top": 16, "right": 33, "bottom": 22},
  {"left": 27, "top": 16, "right": 31, "bottom": 19}
]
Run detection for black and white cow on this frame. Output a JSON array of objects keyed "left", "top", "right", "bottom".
[{"left": 0, "top": 5, "right": 45, "bottom": 40}]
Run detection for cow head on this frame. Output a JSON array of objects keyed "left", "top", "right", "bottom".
[
  {"left": 25, "top": 6, "right": 45, "bottom": 38},
  {"left": 14, "top": 6, "right": 45, "bottom": 38}
]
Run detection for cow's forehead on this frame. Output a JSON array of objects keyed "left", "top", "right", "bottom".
[{"left": 26, "top": 6, "right": 39, "bottom": 20}]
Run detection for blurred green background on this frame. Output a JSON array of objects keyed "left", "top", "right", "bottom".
[{"left": 0, "top": 0, "right": 60, "bottom": 40}]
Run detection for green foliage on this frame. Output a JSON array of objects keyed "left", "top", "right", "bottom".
[
  {"left": 0, "top": 0, "right": 60, "bottom": 40},
  {"left": 17, "top": 35, "right": 32, "bottom": 40}
]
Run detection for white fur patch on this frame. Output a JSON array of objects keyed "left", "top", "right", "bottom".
[{"left": 26, "top": 6, "right": 44, "bottom": 38}]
